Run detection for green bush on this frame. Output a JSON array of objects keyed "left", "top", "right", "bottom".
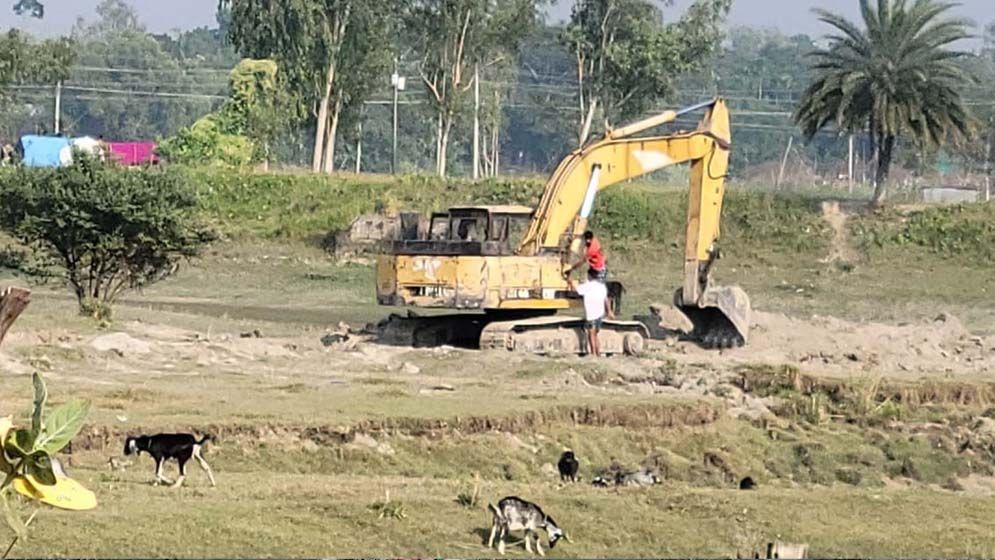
[
  {"left": 190, "top": 169, "right": 544, "bottom": 239},
  {"left": 0, "top": 157, "right": 214, "bottom": 316},
  {"left": 852, "top": 203, "right": 995, "bottom": 261},
  {"left": 158, "top": 59, "right": 292, "bottom": 166},
  {"left": 158, "top": 115, "right": 256, "bottom": 167},
  {"left": 590, "top": 186, "right": 830, "bottom": 252},
  {"left": 591, "top": 188, "right": 684, "bottom": 242},
  {"left": 189, "top": 169, "right": 834, "bottom": 254},
  {"left": 722, "top": 191, "right": 830, "bottom": 253}
]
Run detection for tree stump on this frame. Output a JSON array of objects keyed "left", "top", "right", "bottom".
[{"left": 0, "top": 286, "right": 30, "bottom": 347}]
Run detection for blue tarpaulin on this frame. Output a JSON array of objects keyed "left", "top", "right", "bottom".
[{"left": 18, "top": 135, "right": 71, "bottom": 167}]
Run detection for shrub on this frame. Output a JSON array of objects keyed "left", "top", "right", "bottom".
[
  {"left": 852, "top": 203, "right": 995, "bottom": 261},
  {"left": 590, "top": 187, "right": 830, "bottom": 252},
  {"left": 158, "top": 115, "right": 255, "bottom": 167},
  {"left": 0, "top": 156, "right": 214, "bottom": 317},
  {"left": 189, "top": 169, "right": 545, "bottom": 239}
]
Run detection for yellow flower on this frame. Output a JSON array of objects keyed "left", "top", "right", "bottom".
[{"left": 0, "top": 417, "right": 96, "bottom": 511}]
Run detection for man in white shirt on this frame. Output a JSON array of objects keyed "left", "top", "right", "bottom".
[{"left": 568, "top": 271, "right": 614, "bottom": 357}]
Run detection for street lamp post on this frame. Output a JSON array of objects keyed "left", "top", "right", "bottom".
[{"left": 391, "top": 59, "right": 406, "bottom": 175}]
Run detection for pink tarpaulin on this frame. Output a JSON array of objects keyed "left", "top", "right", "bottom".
[{"left": 107, "top": 142, "right": 159, "bottom": 166}]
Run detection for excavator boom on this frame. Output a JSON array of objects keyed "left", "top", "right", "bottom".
[{"left": 517, "top": 98, "right": 749, "bottom": 347}]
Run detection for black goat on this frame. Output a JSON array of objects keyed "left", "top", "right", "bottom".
[
  {"left": 557, "top": 451, "right": 579, "bottom": 482},
  {"left": 124, "top": 433, "right": 216, "bottom": 488}
]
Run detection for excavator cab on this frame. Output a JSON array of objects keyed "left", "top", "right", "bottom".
[{"left": 399, "top": 206, "right": 533, "bottom": 256}]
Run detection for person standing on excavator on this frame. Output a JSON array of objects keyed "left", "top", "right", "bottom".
[
  {"left": 568, "top": 271, "right": 614, "bottom": 357},
  {"left": 569, "top": 230, "right": 607, "bottom": 282}
]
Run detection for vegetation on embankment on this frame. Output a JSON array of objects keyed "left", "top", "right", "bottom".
[
  {"left": 191, "top": 169, "right": 833, "bottom": 252},
  {"left": 192, "top": 167, "right": 995, "bottom": 263},
  {"left": 851, "top": 203, "right": 995, "bottom": 263},
  {"left": 191, "top": 169, "right": 542, "bottom": 239}
]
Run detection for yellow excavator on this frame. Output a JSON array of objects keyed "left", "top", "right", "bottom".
[{"left": 375, "top": 98, "right": 750, "bottom": 354}]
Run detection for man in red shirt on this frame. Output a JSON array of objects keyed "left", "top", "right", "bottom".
[{"left": 569, "top": 230, "right": 607, "bottom": 281}]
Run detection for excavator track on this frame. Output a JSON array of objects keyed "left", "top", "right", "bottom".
[
  {"left": 376, "top": 312, "right": 647, "bottom": 355},
  {"left": 375, "top": 312, "right": 488, "bottom": 348},
  {"left": 479, "top": 316, "right": 648, "bottom": 356}
]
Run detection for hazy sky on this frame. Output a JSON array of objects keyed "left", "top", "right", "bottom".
[{"left": 1, "top": 0, "right": 991, "bottom": 37}]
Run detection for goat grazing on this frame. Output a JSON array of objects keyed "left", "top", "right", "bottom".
[
  {"left": 124, "top": 433, "right": 216, "bottom": 488},
  {"left": 557, "top": 450, "right": 579, "bottom": 482},
  {"left": 487, "top": 496, "right": 568, "bottom": 556}
]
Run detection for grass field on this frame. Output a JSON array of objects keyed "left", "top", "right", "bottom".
[{"left": 1, "top": 173, "right": 995, "bottom": 557}]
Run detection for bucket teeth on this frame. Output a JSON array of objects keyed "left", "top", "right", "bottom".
[{"left": 674, "top": 285, "right": 751, "bottom": 348}]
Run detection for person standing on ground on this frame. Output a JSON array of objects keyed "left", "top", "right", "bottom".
[
  {"left": 568, "top": 271, "right": 614, "bottom": 357},
  {"left": 569, "top": 230, "right": 607, "bottom": 282}
]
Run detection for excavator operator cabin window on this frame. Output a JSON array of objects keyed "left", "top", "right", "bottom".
[
  {"left": 452, "top": 217, "right": 486, "bottom": 242},
  {"left": 429, "top": 215, "right": 449, "bottom": 240},
  {"left": 490, "top": 217, "right": 509, "bottom": 241}
]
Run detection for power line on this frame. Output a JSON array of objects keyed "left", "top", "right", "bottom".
[
  {"left": 63, "top": 85, "right": 226, "bottom": 100},
  {"left": 73, "top": 65, "right": 235, "bottom": 75}
]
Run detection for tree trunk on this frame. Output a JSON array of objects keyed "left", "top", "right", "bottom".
[
  {"left": 872, "top": 134, "right": 895, "bottom": 206},
  {"left": 434, "top": 112, "right": 444, "bottom": 176},
  {"left": 322, "top": 95, "right": 343, "bottom": 174},
  {"left": 480, "top": 122, "right": 490, "bottom": 177},
  {"left": 472, "top": 64, "right": 480, "bottom": 180},
  {"left": 438, "top": 113, "right": 454, "bottom": 178},
  {"left": 0, "top": 287, "right": 30, "bottom": 347},
  {"left": 492, "top": 117, "right": 500, "bottom": 177},
  {"left": 312, "top": 59, "right": 336, "bottom": 173},
  {"left": 579, "top": 99, "right": 597, "bottom": 147}
]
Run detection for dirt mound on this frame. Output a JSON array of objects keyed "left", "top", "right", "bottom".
[
  {"left": 90, "top": 333, "right": 152, "bottom": 355},
  {"left": 696, "top": 310, "right": 992, "bottom": 376}
]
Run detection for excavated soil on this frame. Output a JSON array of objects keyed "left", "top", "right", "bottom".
[{"left": 664, "top": 310, "right": 994, "bottom": 377}]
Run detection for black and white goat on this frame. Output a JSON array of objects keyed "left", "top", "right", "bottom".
[
  {"left": 123, "top": 433, "right": 216, "bottom": 488},
  {"left": 487, "top": 496, "right": 568, "bottom": 556}
]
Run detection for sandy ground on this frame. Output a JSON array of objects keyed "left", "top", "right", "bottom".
[
  {"left": 4, "top": 306, "right": 990, "bottom": 384},
  {"left": 663, "top": 310, "right": 995, "bottom": 378}
]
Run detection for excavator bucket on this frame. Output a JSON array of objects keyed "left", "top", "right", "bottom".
[{"left": 674, "top": 285, "right": 751, "bottom": 349}]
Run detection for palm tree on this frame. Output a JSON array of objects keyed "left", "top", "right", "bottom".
[{"left": 795, "top": 0, "right": 974, "bottom": 204}]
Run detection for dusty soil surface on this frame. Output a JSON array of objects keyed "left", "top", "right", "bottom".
[{"left": 660, "top": 309, "right": 995, "bottom": 378}]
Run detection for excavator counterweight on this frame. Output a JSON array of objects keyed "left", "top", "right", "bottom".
[{"left": 376, "top": 98, "right": 750, "bottom": 353}]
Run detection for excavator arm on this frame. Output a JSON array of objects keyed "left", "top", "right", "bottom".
[{"left": 518, "top": 99, "right": 750, "bottom": 347}]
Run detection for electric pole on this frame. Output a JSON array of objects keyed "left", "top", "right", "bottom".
[
  {"left": 54, "top": 81, "right": 62, "bottom": 134},
  {"left": 391, "top": 58, "right": 405, "bottom": 175},
  {"left": 848, "top": 134, "right": 855, "bottom": 194},
  {"left": 985, "top": 116, "right": 992, "bottom": 203},
  {"left": 355, "top": 110, "right": 363, "bottom": 174}
]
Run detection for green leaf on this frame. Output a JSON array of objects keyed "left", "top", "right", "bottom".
[
  {"left": 30, "top": 373, "right": 47, "bottom": 440},
  {"left": 36, "top": 400, "right": 90, "bottom": 455},
  {"left": 0, "top": 491, "right": 25, "bottom": 540},
  {"left": 4, "top": 430, "right": 33, "bottom": 459},
  {"left": 24, "top": 452, "right": 55, "bottom": 486}
]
